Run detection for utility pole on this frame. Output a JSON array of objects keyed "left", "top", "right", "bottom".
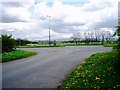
[{"left": 47, "top": 15, "right": 51, "bottom": 46}]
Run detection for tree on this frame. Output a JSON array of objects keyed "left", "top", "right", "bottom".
[
  {"left": 95, "top": 32, "right": 101, "bottom": 44},
  {"left": 84, "top": 32, "right": 90, "bottom": 44},
  {"left": 0, "top": 36, "right": 2, "bottom": 54},
  {"left": 105, "top": 31, "right": 112, "bottom": 44},
  {"left": 71, "top": 32, "right": 81, "bottom": 45},
  {"left": 2, "top": 34, "right": 16, "bottom": 53},
  {"left": 113, "top": 26, "right": 120, "bottom": 60},
  {"left": 15, "top": 39, "right": 30, "bottom": 46}
]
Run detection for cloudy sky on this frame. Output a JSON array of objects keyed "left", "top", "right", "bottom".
[{"left": 0, "top": 0, "right": 119, "bottom": 41}]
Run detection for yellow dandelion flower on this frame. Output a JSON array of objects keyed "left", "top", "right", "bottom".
[
  {"left": 113, "top": 86, "right": 116, "bottom": 88},
  {"left": 103, "top": 75, "right": 105, "bottom": 77},
  {"left": 116, "top": 85, "right": 119, "bottom": 87},
  {"left": 83, "top": 80, "right": 85, "bottom": 82},
  {"left": 96, "top": 77, "right": 100, "bottom": 80},
  {"left": 88, "top": 74, "right": 90, "bottom": 76},
  {"left": 102, "top": 81, "right": 104, "bottom": 83}
]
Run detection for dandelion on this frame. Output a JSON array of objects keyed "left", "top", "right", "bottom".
[
  {"left": 101, "top": 56, "right": 104, "bottom": 58},
  {"left": 113, "top": 86, "right": 116, "bottom": 88},
  {"left": 67, "top": 83, "right": 69, "bottom": 86},
  {"left": 109, "top": 67, "right": 113, "bottom": 70},
  {"left": 83, "top": 80, "right": 85, "bottom": 82},
  {"left": 107, "top": 67, "right": 113, "bottom": 70},
  {"left": 88, "top": 75, "right": 91, "bottom": 77},
  {"left": 103, "top": 75, "right": 105, "bottom": 77},
  {"left": 96, "top": 77, "right": 100, "bottom": 80},
  {"left": 75, "top": 81, "right": 78, "bottom": 83},
  {"left": 101, "top": 81, "right": 104, "bottom": 83},
  {"left": 97, "top": 86, "right": 100, "bottom": 89},
  {"left": 116, "top": 85, "right": 119, "bottom": 87},
  {"left": 13, "top": 57, "right": 15, "bottom": 58},
  {"left": 113, "top": 56, "right": 115, "bottom": 57},
  {"left": 66, "top": 86, "right": 68, "bottom": 89}
]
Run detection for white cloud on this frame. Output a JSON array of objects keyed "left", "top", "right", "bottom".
[
  {"left": 0, "top": 0, "right": 118, "bottom": 40},
  {"left": 1, "top": 0, "right": 34, "bottom": 23}
]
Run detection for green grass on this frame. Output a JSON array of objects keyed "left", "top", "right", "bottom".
[
  {"left": 17, "top": 45, "right": 64, "bottom": 48},
  {"left": 16, "top": 43, "right": 101, "bottom": 48},
  {"left": 103, "top": 43, "right": 117, "bottom": 47},
  {"left": 1, "top": 50, "right": 37, "bottom": 62},
  {"left": 59, "top": 51, "right": 120, "bottom": 89},
  {"left": 16, "top": 44, "right": 64, "bottom": 48}
]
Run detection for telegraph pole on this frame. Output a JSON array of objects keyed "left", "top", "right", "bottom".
[{"left": 47, "top": 15, "right": 51, "bottom": 46}]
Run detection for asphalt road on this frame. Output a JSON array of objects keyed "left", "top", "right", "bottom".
[{"left": 2, "top": 46, "right": 112, "bottom": 88}]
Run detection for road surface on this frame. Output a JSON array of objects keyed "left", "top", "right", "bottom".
[{"left": 2, "top": 46, "right": 112, "bottom": 88}]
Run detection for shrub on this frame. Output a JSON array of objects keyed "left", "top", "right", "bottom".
[
  {"left": 113, "top": 26, "right": 120, "bottom": 60},
  {"left": 2, "top": 34, "right": 16, "bottom": 53}
]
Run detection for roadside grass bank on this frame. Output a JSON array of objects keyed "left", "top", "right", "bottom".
[
  {"left": 16, "top": 43, "right": 116, "bottom": 48},
  {"left": 1, "top": 50, "right": 37, "bottom": 63},
  {"left": 16, "top": 45, "right": 64, "bottom": 48},
  {"left": 64, "top": 44, "right": 102, "bottom": 46},
  {"left": 103, "top": 43, "right": 117, "bottom": 47},
  {"left": 59, "top": 51, "right": 120, "bottom": 89},
  {"left": 16, "top": 44, "right": 102, "bottom": 48}
]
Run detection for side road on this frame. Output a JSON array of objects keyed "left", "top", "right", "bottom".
[{"left": 2, "top": 46, "right": 112, "bottom": 88}]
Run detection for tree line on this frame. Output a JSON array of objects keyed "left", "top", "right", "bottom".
[
  {"left": 71, "top": 30, "right": 113, "bottom": 45},
  {"left": 1, "top": 34, "right": 37, "bottom": 53}
]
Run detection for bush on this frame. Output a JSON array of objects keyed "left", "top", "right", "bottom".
[
  {"left": 116, "top": 26, "right": 120, "bottom": 60},
  {"left": 113, "top": 26, "right": 120, "bottom": 60},
  {"left": 2, "top": 34, "right": 16, "bottom": 53}
]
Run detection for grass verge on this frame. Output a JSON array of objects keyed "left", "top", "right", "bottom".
[
  {"left": 1, "top": 50, "right": 37, "bottom": 63},
  {"left": 16, "top": 45, "right": 64, "bottom": 48},
  {"left": 103, "top": 44, "right": 117, "bottom": 47},
  {"left": 59, "top": 51, "right": 120, "bottom": 89}
]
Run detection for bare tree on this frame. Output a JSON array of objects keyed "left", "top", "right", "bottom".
[
  {"left": 105, "top": 31, "right": 112, "bottom": 44},
  {"left": 71, "top": 32, "right": 81, "bottom": 44},
  {"left": 83, "top": 32, "right": 90, "bottom": 44}
]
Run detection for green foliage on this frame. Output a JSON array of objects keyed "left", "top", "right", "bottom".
[
  {"left": 103, "top": 43, "right": 117, "bottom": 47},
  {"left": 0, "top": 36, "right": 2, "bottom": 54},
  {"left": 59, "top": 51, "right": 120, "bottom": 89},
  {"left": 2, "top": 34, "right": 16, "bottom": 53},
  {"left": 1, "top": 50, "right": 37, "bottom": 62},
  {"left": 15, "top": 39, "right": 31, "bottom": 46},
  {"left": 114, "top": 26, "right": 120, "bottom": 60},
  {"left": 114, "top": 26, "right": 120, "bottom": 36}
]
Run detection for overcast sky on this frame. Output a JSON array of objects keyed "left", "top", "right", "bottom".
[{"left": 0, "top": 0, "right": 119, "bottom": 41}]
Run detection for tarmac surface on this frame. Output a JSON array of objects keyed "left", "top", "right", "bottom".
[{"left": 2, "top": 46, "right": 112, "bottom": 88}]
